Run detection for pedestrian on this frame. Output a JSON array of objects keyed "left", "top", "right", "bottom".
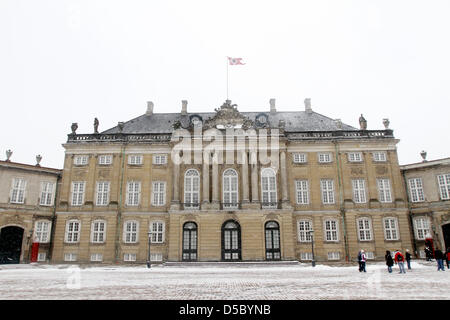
[
  {"left": 357, "top": 249, "right": 363, "bottom": 272},
  {"left": 434, "top": 248, "right": 445, "bottom": 271},
  {"left": 395, "top": 250, "right": 406, "bottom": 273},
  {"left": 385, "top": 250, "right": 394, "bottom": 273},
  {"left": 405, "top": 249, "right": 412, "bottom": 270},
  {"left": 445, "top": 247, "right": 450, "bottom": 269},
  {"left": 425, "top": 246, "right": 432, "bottom": 261},
  {"left": 360, "top": 250, "right": 367, "bottom": 273}
]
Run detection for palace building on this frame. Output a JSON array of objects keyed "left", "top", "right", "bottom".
[{"left": 50, "top": 99, "right": 414, "bottom": 264}]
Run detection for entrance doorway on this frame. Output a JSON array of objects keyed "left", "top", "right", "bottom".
[
  {"left": 182, "top": 222, "right": 197, "bottom": 261},
  {"left": 0, "top": 226, "right": 24, "bottom": 264},
  {"left": 442, "top": 223, "right": 450, "bottom": 252},
  {"left": 265, "top": 221, "right": 281, "bottom": 260},
  {"left": 221, "top": 220, "right": 241, "bottom": 261}
]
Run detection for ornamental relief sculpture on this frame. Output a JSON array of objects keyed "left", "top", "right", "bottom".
[
  {"left": 203, "top": 100, "right": 254, "bottom": 130},
  {"left": 375, "top": 166, "right": 388, "bottom": 175}
]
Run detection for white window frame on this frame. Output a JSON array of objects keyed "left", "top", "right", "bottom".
[
  {"left": 408, "top": 178, "right": 425, "bottom": 203},
  {"left": 91, "top": 220, "right": 106, "bottom": 243},
  {"left": 327, "top": 252, "right": 341, "bottom": 260},
  {"left": 261, "top": 168, "right": 277, "bottom": 208},
  {"left": 324, "top": 219, "right": 339, "bottom": 242},
  {"left": 150, "top": 253, "right": 163, "bottom": 262},
  {"left": 90, "top": 253, "right": 103, "bottom": 262},
  {"left": 152, "top": 181, "right": 166, "bottom": 206},
  {"left": 65, "top": 220, "right": 81, "bottom": 243},
  {"left": 128, "top": 154, "right": 143, "bottom": 165},
  {"left": 34, "top": 220, "right": 51, "bottom": 243},
  {"left": 320, "top": 179, "right": 335, "bottom": 204},
  {"left": 126, "top": 181, "right": 141, "bottom": 206},
  {"left": 96, "top": 181, "right": 110, "bottom": 206},
  {"left": 357, "top": 217, "right": 373, "bottom": 241},
  {"left": 124, "top": 253, "right": 136, "bottom": 262},
  {"left": 295, "top": 180, "right": 309, "bottom": 205},
  {"left": 123, "top": 220, "right": 139, "bottom": 243},
  {"left": 373, "top": 152, "right": 387, "bottom": 162},
  {"left": 98, "top": 154, "right": 113, "bottom": 165},
  {"left": 39, "top": 181, "right": 55, "bottom": 206},
  {"left": 73, "top": 155, "right": 89, "bottom": 166},
  {"left": 414, "top": 217, "right": 431, "bottom": 240},
  {"left": 383, "top": 217, "right": 399, "bottom": 241},
  {"left": 352, "top": 179, "right": 367, "bottom": 204},
  {"left": 64, "top": 253, "right": 77, "bottom": 262},
  {"left": 184, "top": 169, "right": 200, "bottom": 209},
  {"left": 223, "top": 169, "right": 239, "bottom": 209},
  {"left": 153, "top": 154, "right": 168, "bottom": 165},
  {"left": 149, "top": 221, "right": 165, "bottom": 243},
  {"left": 297, "top": 220, "right": 313, "bottom": 242},
  {"left": 318, "top": 152, "right": 332, "bottom": 163},
  {"left": 10, "top": 178, "right": 26, "bottom": 204},
  {"left": 377, "top": 178, "right": 392, "bottom": 203},
  {"left": 37, "top": 253, "right": 46, "bottom": 262},
  {"left": 71, "top": 181, "right": 86, "bottom": 206},
  {"left": 300, "top": 252, "right": 313, "bottom": 261},
  {"left": 437, "top": 173, "right": 450, "bottom": 200},
  {"left": 348, "top": 152, "right": 363, "bottom": 162},
  {"left": 293, "top": 153, "right": 307, "bottom": 164}
]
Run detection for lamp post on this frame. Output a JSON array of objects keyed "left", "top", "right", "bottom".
[
  {"left": 146, "top": 231, "right": 151, "bottom": 269},
  {"left": 309, "top": 230, "right": 316, "bottom": 267}
]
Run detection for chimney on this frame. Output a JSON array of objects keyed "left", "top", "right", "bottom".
[
  {"left": 146, "top": 101, "right": 154, "bottom": 116},
  {"left": 269, "top": 98, "right": 276, "bottom": 113},
  {"left": 304, "top": 98, "right": 312, "bottom": 114},
  {"left": 181, "top": 100, "right": 188, "bottom": 115}
]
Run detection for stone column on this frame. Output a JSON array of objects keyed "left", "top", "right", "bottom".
[
  {"left": 280, "top": 150, "right": 291, "bottom": 208},
  {"left": 202, "top": 152, "right": 210, "bottom": 209},
  {"left": 211, "top": 152, "right": 220, "bottom": 209},
  {"left": 250, "top": 150, "right": 259, "bottom": 203},
  {"left": 170, "top": 152, "right": 180, "bottom": 210},
  {"left": 241, "top": 150, "right": 249, "bottom": 204}
]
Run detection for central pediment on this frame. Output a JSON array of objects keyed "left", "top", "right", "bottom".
[{"left": 203, "top": 100, "right": 254, "bottom": 130}]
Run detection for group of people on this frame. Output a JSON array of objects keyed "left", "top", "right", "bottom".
[{"left": 357, "top": 247, "right": 450, "bottom": 273}]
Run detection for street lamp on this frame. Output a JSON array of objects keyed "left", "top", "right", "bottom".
[
  {"left": 309, "top": 230, "right": 316, "bottom": 267},
  {"left": 147, "top": 231, "right": 151, "bottom": 269}
]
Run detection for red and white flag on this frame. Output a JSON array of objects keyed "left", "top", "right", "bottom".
[{"left": 228, "top": 57, "right": 245, "bottom": 65}]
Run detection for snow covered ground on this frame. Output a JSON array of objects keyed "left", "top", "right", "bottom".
[{"left": 0, "top": 260, "right": 448, "bottom": 300}]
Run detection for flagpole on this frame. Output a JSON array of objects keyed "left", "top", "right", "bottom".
[{"left": 226, "top": 57, "right": 229, "bottom": 100}]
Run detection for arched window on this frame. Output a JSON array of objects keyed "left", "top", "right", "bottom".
[
  {"left": 223, "top": 169, "right": 238, "bottom": 209},
  {"left": 222, "top": 220, "right": 241, "bottom": 261},
  {"left": 261, "top": 168, "right": 277, "bottom": 208},
  {"left": 184, "top": 169, "right": 200, "bottom": 209}
]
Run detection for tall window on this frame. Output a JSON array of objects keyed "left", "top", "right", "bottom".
[
  {"left": 318, "top": 153, "right": 332, "bottom": 163},
  {"left": 377, "top": 178, "right": 392, "bottom": 203},
  {"left": 324, "top": 219, "right": 339, "bottom": 241},
  {"left": 40, "top": 182, "right": 54, "bottom": 206},
  {"left": 34, "top": 220, "right": 51, "bottom": 243},
  {"left": 414, "top": 217, "right": 430, "bottom": 240},
  {"left": 357, "top": 218, "right": 372, "bottom": 241},
  {"left": 71, "top": 182, "right": 85, "bottom": 206},
  {"left": 437, "top": 174, "right": 450, "bottom": 200},
  {"left": 320, "top": 179, "right": 335, "bottom": 204},
  {"left": 223, "top": 169, "right": 239, "bottom": 208},
  {"left": 152, "top": 182, "right": 166, "bottom": 206},
  {"left": 124, "top": 221, "right": 139, "bottom": 243},
  {"left": 10, "top": 178, "right": 26, "bottom": 204},
  {"left": 261, "top": 168, "right": 277, "bottom": 208},
  {"left": 298, "top": 220, "right": 313, "bottom": 242},
  {"left": 126, "top": 181, "right": 141, "bottom": 206},
  {"left": 150, "top": 221, "right": 165, "bottom": 243},
  {"left": 91, "top": 220, "right": 106, "bottom": 243},
  {"left": 383, "top": 217, "right": 399, "bottom": 240},
  {"left": 352, "top": 179, "right": 367, "bottom": 204},
  {"left": 65, "top": 220, "right": 81, "bottom": 243},
  {"left": 184, "top": 169, "right": 200, "bottom": 209},
  {"left": 408, "top": 178, "right": 425, "bottom": 202},
  {"left": 295, "top": 180, "right": 309, "bottom": 204},
  {"left": 96, "top": 182, "right": 110, "bottom": 206}
]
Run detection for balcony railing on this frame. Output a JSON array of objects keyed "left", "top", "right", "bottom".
[
  {"left": 221, "top": 203, "right": 241, "bottom": 210},
  {"left": 261, "top": 202, "right": 279, "bottom": 209},
  {"left": 287, "top": 129, "right": 394, "bottom": 141},
  {"left": 182, "top": 203, "right": 200, "bottom": 210},
  {"left": 67, "top": 133, "right": 172, "bottom": 143}
]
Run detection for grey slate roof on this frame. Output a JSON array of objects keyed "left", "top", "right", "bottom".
[{"left": 102, "top": 110, "right": 357, "bottom": 134}]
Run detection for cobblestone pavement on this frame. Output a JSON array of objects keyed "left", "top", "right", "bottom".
[{"left": 0, "top": 261, "right": 449, "bottom": 300}]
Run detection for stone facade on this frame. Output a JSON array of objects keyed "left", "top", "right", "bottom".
[
  {"left": 51, "top": 100, "right": 414, "bottom": 264},
  {"left": 0, "top": 159, "right": 61, "bottom": 263},
  {"left": 400, "top": 157, "right": 450, "bottom": 257}
]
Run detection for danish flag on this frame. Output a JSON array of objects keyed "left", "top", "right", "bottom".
[{"left": 228, "top": 57, "right": 245, "bottom": 65}]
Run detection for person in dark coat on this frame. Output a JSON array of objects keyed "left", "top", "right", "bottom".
[
  {"left": 357, "top": 250, "right": 363, "bottom": 272},
  {"left": 434, "top": 248, "right": 445, "bottom": 271},
  {"left": 385, "top": 250, "right": 394, "bottom": 273},
  {"left": 445, "top": 247, "right": 450, "bottom": 269},
  {"left": 405, "top": 249, "right": 412, "bottom": 270}
]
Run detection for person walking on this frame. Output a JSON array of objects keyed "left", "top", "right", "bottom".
[
  {"left": 445, "top": 247, "right": 450, "bottom": 269},
  {"left": 385, "top": 250, "right": 394, "bottom": 273},
  {"left": 357, "top": 250, "right": 363, "bottom": 272},
  {"left": 395, "top": 250, "right": 406, "bottom": 274},
  {"left": 434, "top": 248, "right": 445, "bottom": 271},
  {"left": 405, "top": 249, "right": 412, "bottom": 270},
  {"left": 360, "top": 250, "right": 367, "bottom": 273}
]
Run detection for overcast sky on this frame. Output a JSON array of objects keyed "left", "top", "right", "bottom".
[{"left": 1, "top": 0, "right": 449, "bottom": 169}]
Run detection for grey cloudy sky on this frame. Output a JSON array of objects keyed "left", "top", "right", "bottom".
[{"left": 1, "top": 0, "right": 449, "bottom": 169}]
